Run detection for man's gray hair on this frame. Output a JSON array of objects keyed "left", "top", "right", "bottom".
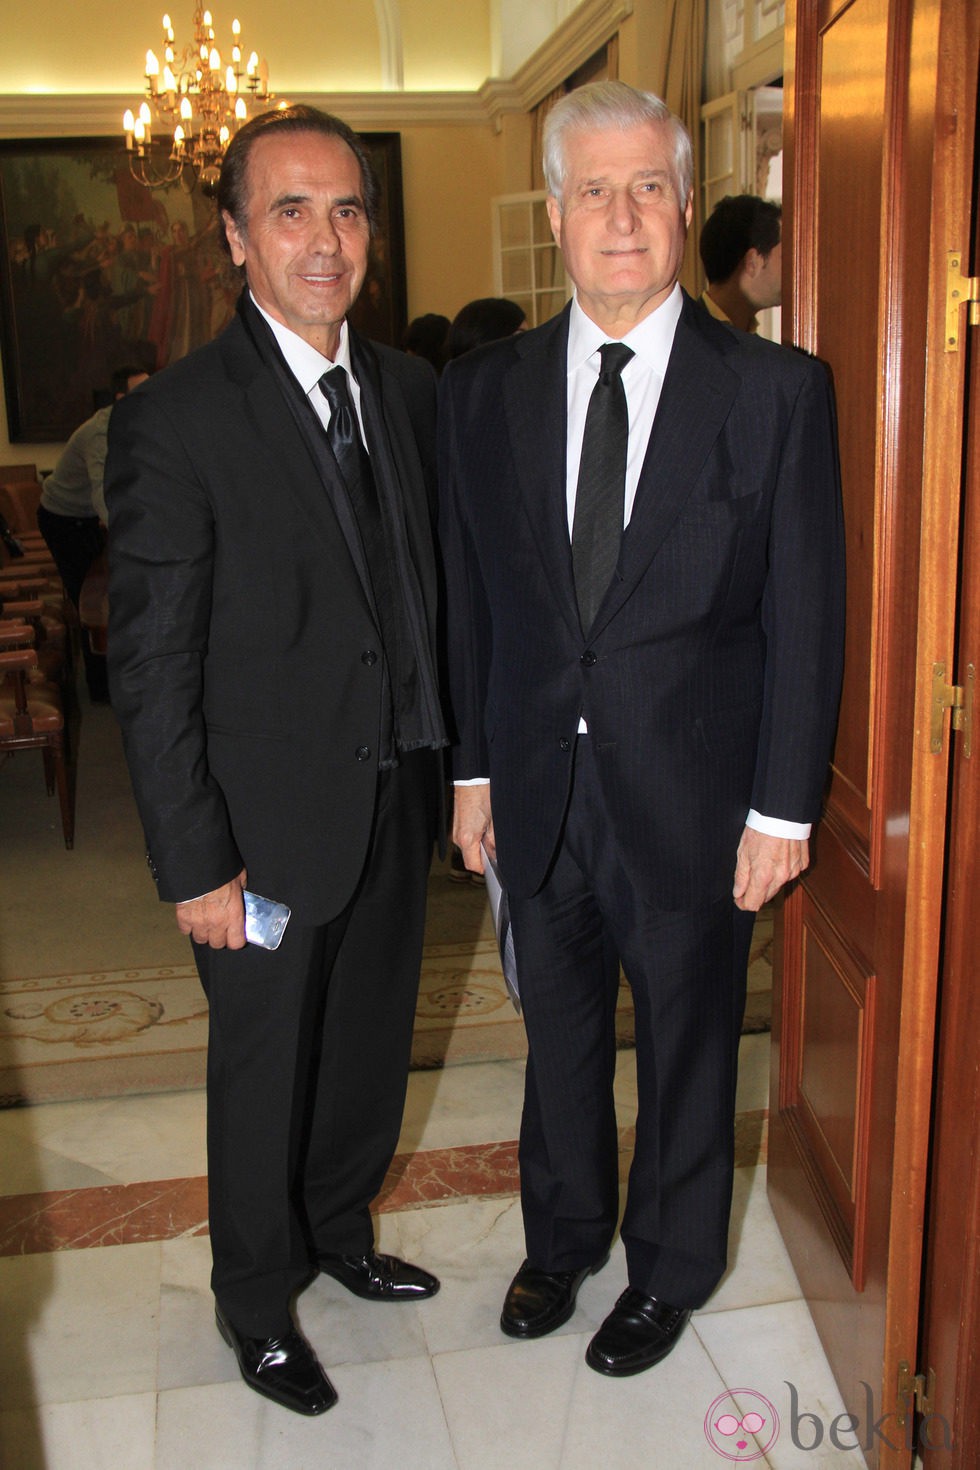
[{"left": 542, "top": 81, "right": 694, "bottom": 210}]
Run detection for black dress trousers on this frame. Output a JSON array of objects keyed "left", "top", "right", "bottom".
[{"left": 193, "top": 749, "right": 436, "bottom": 1338}]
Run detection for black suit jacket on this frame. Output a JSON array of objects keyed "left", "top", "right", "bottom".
[
  {"left": 438, "top": 293, "right": 845, "bottom": 908},
  {"left": 106, "top": 310, "right": 441, "bottom": 923}
]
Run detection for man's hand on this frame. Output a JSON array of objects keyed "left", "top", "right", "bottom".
[
  {"left": 733, "top": 829, "right": 809, "bottom": 912},
  {"left": 453, "top": 785, "right": 495, "bottom": 874},
  {"left": 175, "top": 868, "right": 248, "bottom": 948}
]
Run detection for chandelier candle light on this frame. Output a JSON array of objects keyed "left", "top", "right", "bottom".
[{"left": 123, "top": 6, "right": 272, "bottom": 195}]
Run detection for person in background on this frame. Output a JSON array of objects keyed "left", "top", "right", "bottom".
[
  {"left": 698, "top": 193, "right": 782, "bottom": 333},
  {"left": 446, "top": 297, "right": 527, "bottom": 361},
  {"left": 402, "top": 312, "right": 450, "bottom": 375},
  {"left": 36, "top": 364, "right": 148, "bottom": 701}
]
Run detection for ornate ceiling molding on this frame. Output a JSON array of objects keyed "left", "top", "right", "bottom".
[{"left": 0, "top": 90, "right": 492, "bottom": 138}]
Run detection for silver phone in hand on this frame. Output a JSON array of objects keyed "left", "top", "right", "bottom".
[{"left": 243, "top": 889, "right": 291, "bottom": 950}]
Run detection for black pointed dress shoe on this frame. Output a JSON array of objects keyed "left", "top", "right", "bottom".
[
  {"left": 215, "top": 1305, "right": 337, "bottom": 1415},
  {"left": 585, "top": 1287, "right": 691, "bottom": 1376},
  {"left": 317, "top": 1249, "right": 440, "bottom": 1301},
  {"left": 500, "top": 1255, "right": 608, "bottom": 1339}
]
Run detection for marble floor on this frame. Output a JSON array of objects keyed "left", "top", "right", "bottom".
[{"left": 0, "top": 1030, "right": 879, "bottom": 1470}]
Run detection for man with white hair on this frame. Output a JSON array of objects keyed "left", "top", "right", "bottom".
[{"left": 440, "top": 81, "right": 844, "bottom": 1376}]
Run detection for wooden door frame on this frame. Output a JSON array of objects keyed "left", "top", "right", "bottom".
[
  {"left": 772, "top": 0, "right": 974, "bottom": 1464},
  {"left": 919, "top": 308, "right": 980, "bottom": 1470},
  {"left": 919, "top": 5, "right": 980, "bottom": 1455}
]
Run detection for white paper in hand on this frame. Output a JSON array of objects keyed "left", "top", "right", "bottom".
[{"left": 480, "top": 843, "right": 520, "bottom": 1013}]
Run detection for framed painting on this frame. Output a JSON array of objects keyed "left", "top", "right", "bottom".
[{"left": 0, "top": 131, "right": 408, "bottom": 443}]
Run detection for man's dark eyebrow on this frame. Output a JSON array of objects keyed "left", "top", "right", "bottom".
[
  {"left": 267, "top": 192, "right": 365, "bottom": 211},
  {"left": 269, "top": 192, "right": 310, "bottom": 210}
]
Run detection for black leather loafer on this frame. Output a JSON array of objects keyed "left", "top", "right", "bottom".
[
  {"left": 500, "top": 1255, "right": 608, "bottom": 1339},
  {"left": 215, "top": 1305, "right": 337, "bottom": 1415},
  {"left": 585, "top": 1288, "right": 691, "bottom": 1376},
  {"left": 317, "top": 1249, "right": 440, "bottom": 1301}
]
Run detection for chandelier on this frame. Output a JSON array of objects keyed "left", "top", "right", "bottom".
[{"left": 123, "top": 6, "right": 272, "bottom": 197}]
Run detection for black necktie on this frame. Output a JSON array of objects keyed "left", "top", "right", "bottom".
[
  {"left": 319, "top": 365, "right": 390, "bottom": 605},
  {"left": 319, "top": 366, "right": 398, "bottom": 711},
  {"left": 572, "top": 341, "right": 634, "bottom": 633}
]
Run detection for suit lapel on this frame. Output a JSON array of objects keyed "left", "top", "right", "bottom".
[
  {"left": 504, "top": 307, "right": 582, "bottom": 636},
  {"left": 591, "top": 298, "right": 740, "bottom": 635},
  {"left": 219, "top": 317, "right": 377, "bottom": 625},
  {"left": 350, "top": 333, "right": 435, "bottom": 592}
]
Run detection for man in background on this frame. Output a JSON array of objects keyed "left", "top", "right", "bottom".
[
  {"left": 36, "top": 364, "right": 147, "bottom": 701},
  {"left": 699, "top": 193, "right": 782, "bottom": 332}
]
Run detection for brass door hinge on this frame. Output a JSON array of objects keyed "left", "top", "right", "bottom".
[
  {"left": 897, "top": 1361, "right": 936, "bottom": 1428},
  {"left": 931, "top": 662, "right": 974, "bottom": 757},
  {"left": 946, "top": 250, "right": 980, "bottom": 351}
]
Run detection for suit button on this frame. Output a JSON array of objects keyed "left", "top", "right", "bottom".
[
  {"left": 355, "top": 745, "right": 371, "bottom": 762},
  {"left": 361, "top": 649, "right": 378, "bottom": 666},
  {"left": 559, "top": 737, "right": 571, "bottom": 752},
  {"left": 581, "top": 650, "right": 597, "bottom": 666}
]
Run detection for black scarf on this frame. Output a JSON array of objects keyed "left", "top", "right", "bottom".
[{"left": 237, "top": 292, "right": 446, "bottom": 766}]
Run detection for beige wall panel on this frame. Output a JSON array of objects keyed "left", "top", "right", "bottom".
[{"left": 399, "top": 123, "right": 502, "bottom": 319}]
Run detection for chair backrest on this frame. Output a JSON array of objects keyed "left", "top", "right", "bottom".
[
  {"left": 0, "top": 463, "right": 38, "bottom": 484},
  {"left": 0, "top": 631, "right": 39, "bottom": 723},
  {"left": 0, "top": 480, "right": 42, "bottom": 534}
]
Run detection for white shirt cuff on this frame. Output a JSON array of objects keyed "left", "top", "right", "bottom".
[
  {"left": 454, "top": 777, "right": 490, "bottom": 786},
  {"left": 746, "top": 809, "right": 811, "bottom": 839}
]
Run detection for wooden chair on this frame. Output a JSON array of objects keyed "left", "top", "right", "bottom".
[
  {"left": 0, "top": 463, "right": 38, "bottom": 483},
  {"left": 0, "top": 570, "right": 62, "bottom": 600},
  {"left": 1, "top": 537, "right": 56, "bottom": 572},
  {"left": 0, "top": 480, "right": 43, "bottom": 535},
  {"left": 0, "top": 597, "right": 68, "bottom": 686},
  {"left": 0, "top": 624, "right": 75, "bottom": 848},
  {"left": 1, "top": 559, "right": 77, "bottom": 672}
]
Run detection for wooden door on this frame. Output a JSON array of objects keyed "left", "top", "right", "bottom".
[
  {"left": 918, "top": 75, "right": 980, "bottom": 1465},
  {"left": 768, "top": 0, "right": 977, "bottom": 1465}
]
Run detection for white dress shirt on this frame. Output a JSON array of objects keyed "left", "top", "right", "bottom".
[
  {"left": 564, "top": 286, "right": 681, "bottom": 537},
  {"left": 253, "top": 294, "right": 368, "bottom": 448}
]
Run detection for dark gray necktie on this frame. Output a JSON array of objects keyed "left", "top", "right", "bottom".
[
  {"left": 319, "top": 367, "right": 398, "bottom": 690},
  {"left": 572, "top": 341, "right": 634, "bottom": 633}
]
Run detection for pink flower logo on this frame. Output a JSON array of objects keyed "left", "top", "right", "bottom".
[{"left": 704, "top": 1389, "right": 780, "bottom": 1461}]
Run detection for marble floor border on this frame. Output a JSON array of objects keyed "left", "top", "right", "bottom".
[{"left": 0, "top": 1112, "right": 767, "bottom": 1258}]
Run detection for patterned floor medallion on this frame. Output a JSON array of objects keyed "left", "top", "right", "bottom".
[{"left": 0, "top": 887, "right": 772, "bottom": 1106}]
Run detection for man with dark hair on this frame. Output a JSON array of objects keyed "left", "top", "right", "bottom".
[
  {"left": 106, "top": 105, "right": 446, "bottom": 1416},
  {"left": 441, "top": 82, "right": 843, "bottom": 1378},
  {"left": 446, "top": 297, "right": 527, "bottom": 360},
  {"left": 699, "top": 193, "right": 783, "bottom": 332},
  {"left": 36, "top": 364, "right": 148, "bottom": 701},
  {"left": 402, "top": 312, "right": 450, "bottom": 374}
]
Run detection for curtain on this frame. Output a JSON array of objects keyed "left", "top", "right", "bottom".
[
  {"left": 531, "top": 39, "right": 618, "bottom": 190},
  {"left": 532, "top": 85, "right": 568, "bottom": 192}
]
